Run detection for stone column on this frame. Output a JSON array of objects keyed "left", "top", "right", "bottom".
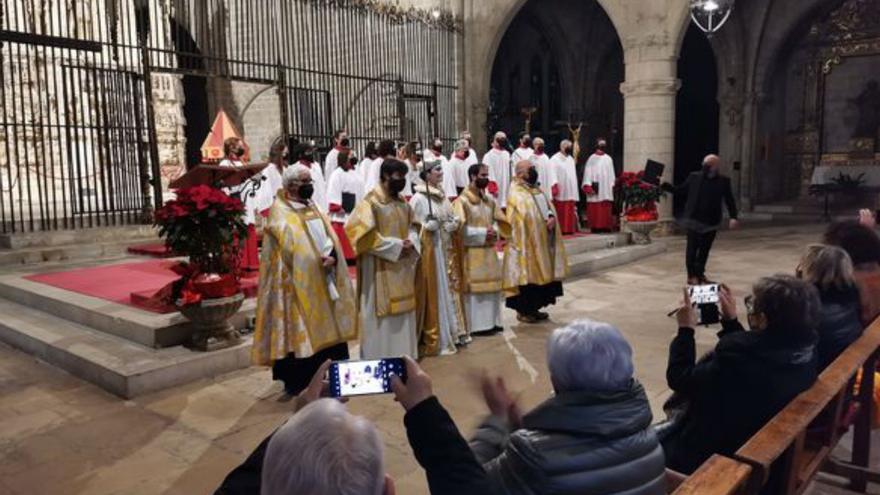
[{"left": 619, "top": 56, "right": 680, "bottom": 221}]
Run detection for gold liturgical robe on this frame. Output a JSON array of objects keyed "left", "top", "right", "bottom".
[
  {"left": 502, "top": 180, "right": 569, "bottom": 296},
  {"left": 452, "top": 187, "right": 508, "bottom": 294},
  {"left": 345, "top": 186, "right": 420, "bottom": 358},
  {"left": 251, "top": 192, "right": 357, "bottom": 366}
]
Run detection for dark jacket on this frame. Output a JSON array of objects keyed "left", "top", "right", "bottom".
[
  {"left": 662, "top": 319, "right": 818, "bottom": 474},
  {"left": 469, "top": 381, "right": 666, "bottom": 495},
  {"left": 666, "top": 171, "right": 738, "bottom": 231},
  {"left": 215, "top": 396, "right": 490, "bottom": 495},
  {"left": 816, "top": 285, "right": 864, "bottom": 370}
]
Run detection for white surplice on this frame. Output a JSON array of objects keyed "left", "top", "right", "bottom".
[
  {"left": 511, "top": 146, "right": 534, "bottom": 165},
  {"left": 219, "top": 158, "right": 259, "bottom": 225},
  {"left": 583, "top": 153, "right": 616, "bottom": 203},
  {"left": 326, "top": 167, "right": 365, "bottom": 224},
  {"left": 409, "top": 187, "right": 462, "bottom": 354},
  {"left": 299, "top": 160, "right": 328, "bottom": 213},
  {"left": 363, "top": 157, "right": 384, "bottom": 193},
  {"left": 254, "top": 162, "right": 284, "bottom": 214},
  {"left": 449, "top": 155, "right": 470, "bottom": 190},
  {"left": 482, "top": 148, "right": 512, "bottom": 208},
  {"left": 323, "top": 147, "right": 341, "bottom": 182},
  {"left": 531, "top": 152, "right": 557, "bottom": 198},
  {"left": 551, "top": 152, "right": 579, "bottom": 202}
]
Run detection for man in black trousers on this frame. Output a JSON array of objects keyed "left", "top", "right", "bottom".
[{"left": 664, "top": 154, "right": 739, "bottom": 284}]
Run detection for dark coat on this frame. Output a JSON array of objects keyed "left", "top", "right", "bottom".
[
  {"left": 662, "top": 319, "right": 818, "bottom": 474},
  {"left": 666, "top": 171, "right": 738, "bottom": 230},
  {"left": 470, "top": 381, "right": 666, "bottom": 495},
  {"left": 816, "top": 285, "right": 864, "bottom": 370}
]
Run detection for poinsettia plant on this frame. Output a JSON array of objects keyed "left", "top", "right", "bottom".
[
  {"left": 154, "top": 185, "right": 248, "bottom": 305},
  {"left": 614, "top": 171, "right": 666, "bottom": 221}
]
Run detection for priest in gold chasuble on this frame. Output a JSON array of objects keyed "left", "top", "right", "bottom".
[
  {"left": 503, "top": 160, "right": 569, "bottom": 324},
  {"left": 410, "top": 162, "right": 464, "bottom": 356},
  {"left": 251, "top": 164, "right": 358, "bottom": 395},
  {"left": 345, "top": 158, "right": 421, "bottom": 359},
  {"left": 452, "top": 163, "right": 509, "bottom": 336}
]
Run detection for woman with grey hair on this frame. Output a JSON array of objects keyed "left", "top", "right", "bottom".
[
  {"left": 662, "top": 275, "right": 819, "bottom": 474},
  {"left": 469, "top": 319, "right": 667, "bottom": 494},
  {"left": 797, "top": 244, "right": 863, "bottom": 369}
]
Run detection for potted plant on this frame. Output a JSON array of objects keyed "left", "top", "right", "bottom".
[
  {"left": 154, "top": 185, "right": 249, "bottom": 351},
  {"left": 615, "top": 171, "right": 666, "bottom": 244}
]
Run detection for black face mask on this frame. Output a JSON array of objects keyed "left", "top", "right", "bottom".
[
  {"left": 388, "top": 178, "right": 407, "bottom": 195},
  {"left": 339, "top": 137, "right": 350, "bottom": 148},
  {"left": 525, "top": 168, "right": 538, "bottom": 185},
  {"left": 475, "top": 177, "right": 489, "bottom": 189},
  {"left": 523, "top": 139, "right": 532, "bottom": 148},
  {"left": 235, "top": 147, "right": 245, "bottom": 157},
  {"left": 497, "top": 138, "right": 508, "bottom": 148},
  {"left": 432, "top": 145, "right": 442, "bottom": 153},
  {"left": 298, "top": 184, "right": 314, "bottom": 200},
  {"left": 563, "top": 147, "right": 572, "bottom": 155},
  {"left": 535, "top": 146, "right": 544, "bottom": 154}
]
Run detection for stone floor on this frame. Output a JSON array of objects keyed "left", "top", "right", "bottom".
[{"left": 0, "top": 224, "right": 878, "bottom": 494}]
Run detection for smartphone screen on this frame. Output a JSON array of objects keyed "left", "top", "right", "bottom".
[
  {"left": 329, "top": 358, "right": 406, "bottom": 398},
  {"left": 688, "top": 284, "right": 720, "bottom": 305}
]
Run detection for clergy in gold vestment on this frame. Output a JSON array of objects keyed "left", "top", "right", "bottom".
[
  {"left": 251, "top": 164, "right": 357, "bottom": 395},
  {"left": 453, "top": 163, "right": 508, "bottom": 336},
  {"left": 410, "top": 162, "right": 464, "bottom": 356},
  {"left": 503, "top": 160, "right": 569, "bottom": 324},
  {"left": 345, "top": 158, "right": 420, "bottom": 359}
]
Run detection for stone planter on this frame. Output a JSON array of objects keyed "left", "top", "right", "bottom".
[
  {"left": 179, "top": 293, "right": 244, "bottom": 351},
  {"left": 626, "top": 220, "right": 659, "bottom": 245}
]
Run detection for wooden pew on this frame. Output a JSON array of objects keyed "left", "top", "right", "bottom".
[{"left": 672, "top": 319, "right": 880, "bottom": 494}]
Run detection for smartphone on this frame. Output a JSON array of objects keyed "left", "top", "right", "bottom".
[
  {"left": 328, "top": 358, "right": 406, "bottom": 398},
  {"left": 688, "top": 284, "right": 720, "bottom": 305}
]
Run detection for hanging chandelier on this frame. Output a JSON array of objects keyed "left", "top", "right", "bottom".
[{"left": 690, "top": 0, "right": 734, "bottom": 35}]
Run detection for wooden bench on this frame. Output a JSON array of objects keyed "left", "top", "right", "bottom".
[{"left": 672, "top": 319, "right": 880, "bottom": 494}]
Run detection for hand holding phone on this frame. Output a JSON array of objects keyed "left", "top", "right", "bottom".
[
  {"left": 390, "top": 356, "right": 433, "bottom": 411},
  {"left": 687, "top": 284, "right": 721, "bottom": 325},
  {"left": 329, "top": 358, "right": 407, "bottom": 398}
]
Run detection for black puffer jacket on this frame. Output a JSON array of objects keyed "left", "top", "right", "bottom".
[
  {"left": 469, "top": 381, "right": 666, "bottom": 495},
  {"left": 816, "top": 285, "right": 863, "bottom": 370}
]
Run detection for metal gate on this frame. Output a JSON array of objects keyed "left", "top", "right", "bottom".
[{"left": 0, "top": 0, "right": 462, "bottom": 233}]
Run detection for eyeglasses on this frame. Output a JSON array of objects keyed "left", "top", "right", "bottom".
[{"left": 744, "top": 294, "right": 755, "bottom": 314}]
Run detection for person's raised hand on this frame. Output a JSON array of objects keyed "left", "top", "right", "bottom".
[
  {"left": 480, "top": 373, "right": 517, "bottom": 422},
  {"left": 718, "top": 284, "right": 737, "bottom": 321},
  {"left": 294, "top": 359, "right": 334, "bottom": 411},
  {"left": 390, "top": 356, "right": 433, "bottom": 411},
  {"left": 860, "top": 209, "right": 877, "bottom": 229},
  {"left": 677, "top": 287, "right": 698, "bottom": 328}
]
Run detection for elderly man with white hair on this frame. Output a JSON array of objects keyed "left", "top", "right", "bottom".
[
  {"left": 469, "top": 319, "right": 667, "bottom": 494},
  {"left": 250, "top": 163, "right": 358, "bottom": 396},
  {"left": 529, "top": 137, "right": 557, "bottom": 199},
  {"left": 449, "top": 139, "right": 472, "bottom": 195},
  {"left": 482, "top": 131, "right": 512, "bottom": 208}
]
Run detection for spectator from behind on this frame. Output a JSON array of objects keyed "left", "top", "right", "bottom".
[
  {"left": 797, "top": 244, "right": 863, "bottom": 369},
  {"left": 470, "top": 320, "right": 666, "bottom": 494},
  {"left": 662, "top": 277, "right": 819, "bottom": 474},
  {"left": 825, "top": 219, "right": 880, "bottom": 325}
]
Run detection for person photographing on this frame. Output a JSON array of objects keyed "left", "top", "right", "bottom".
[{"left": 663, "top": 154, "right": 739, "bottom": 285}]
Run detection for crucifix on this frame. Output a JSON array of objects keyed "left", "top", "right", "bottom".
[
  {"left": 521, "top": 106, "right": 538, "bottom": 134},
  {"left": 567, "top": 121, "right": 585, "bottom": 160}
]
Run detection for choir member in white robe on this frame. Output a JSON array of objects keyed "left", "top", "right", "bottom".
[
  {"left": 410, "top": 161, "right": 464, "bottom": 355},
  {"left": 219, "top": 137, "right": 259, "bottom": 271},
  {"left": 449, "top": 139, "right": 471, "bottom": 195},
  {"left": 510, "top": 132, "right": 534, "bottom": 164},
  {"left": 423, "top": 138, "right": 458, "bottom": 200},
  {"left": 358, "top": 141, "right": 379, "bottom": 185},
  {"left": 482, "top": 131, "right": 512, "bottom": 208},
  {"left": 551, "top": 139, "right": 579, "bottom": 235},
  {"left": 401, "top": 141, "right": 422, "bottom": 197},
  {"left": 345, "top": 158, "right": 421, "bottom": 359},
  {"left": 363, "top": 139, "right": 396, "bottom": 193},
  {"left": 453, "top": 163, "right": 507, "bottom": 336},
  {"left": 530, "top": 137, "right": 557, "bottom": 199},
  {"left": 291, "top": 142, "right": 328, "bottom": 214},
  {"left": 326, "top": 150, "right": 364, "bottom": 262},
  {"left": 582, "top": 138, "right": 617, "bottom": 232},
  {"left": 254, "top": 141, "right": 287, "bottom": 216},
  {"left": 322, "top": 130, "right": 348, "bottom": 182},
  {"left": 459, "top": 130, "right": 479, "bottom": 169}
]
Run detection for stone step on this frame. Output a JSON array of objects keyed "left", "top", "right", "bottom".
[
  {"left": 562, "top": 232, "right": 631, "bottom": 257},
  {"left": 0, "top": 224, "right": 158, "bottom": 249},
  {"left": 568, "top": 241, "right": 668, "bottom": 279},
  {"left": 0, "top": 273, "right": 256, "bottom": 348},
  {"left": 0, "top": 238, "right": 159, "bottom": 267},
  {"left": 0, "top": 297, "right": 251, "bottom": 399}
]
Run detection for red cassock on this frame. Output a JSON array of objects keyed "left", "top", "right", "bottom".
[
  {"left": 329, "top": 203, "right": 356, "bottom": 261},
  {"left": 586, "top": 201, "right": 614, "bottom": 231},
  {"left": 554, "top": 200, "right": 578, "bottom": 235},
  {"left": 240, "top": 224, "right": 260, "bottom": 272}
]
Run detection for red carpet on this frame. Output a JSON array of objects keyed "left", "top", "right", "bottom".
[
  {"left": 25, "top": 260, "right": 259, "bottom": 314},
  {"left": 127, "top": 243, "right": 176, "bottom": 258}
]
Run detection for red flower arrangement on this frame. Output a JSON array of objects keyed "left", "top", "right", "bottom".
[
  {"left": 154, "top": 185, "right": 249, "bottom": 306},
  {"left": 614, "top": 171, "right": 666, "bottom": 221}
]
